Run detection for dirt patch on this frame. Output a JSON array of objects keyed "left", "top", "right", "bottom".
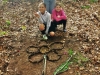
[{"left": 0, "top": 0, "right": 100, "bottom": 75}]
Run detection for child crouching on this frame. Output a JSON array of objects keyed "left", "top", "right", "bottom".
[
  {"left": 34, "top": 3, "right": 56, "bottom": 40},
  {"left": 52, "top": 3, "right": 67, "bottom": 32}
]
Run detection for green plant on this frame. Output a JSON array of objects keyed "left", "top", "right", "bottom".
[
  {"left": 54, "top": 61, "right": 71, "bottom": 75},
  {"left": 21, "top": 26, "right": 27, "bottom": 31},
  {"left": 81, "top": 5, "right": 91, "bottom": 9},
  {"left": 54, "top": 49, "right": 89, "bottom": 75},
  {"left": 0, "top": 31, "right": 8, "bottom": 36},
  {"left": 72, "top": 52, "right": 89, "bottom": 66},
  {"left": 54, "top": 49, "right": 75, "bottom": 75},
  {"left": 68, "top": 49, "right": 74, "bottom": 56},
  {"left": 6, "top": 20, "right": 11, "bottom": 26},
  {"left": 90, "top": 0, "right": 98, "bottom": 3},
  {"left": 3, "top": 0, "right": 8, "bottom": 1},
  {"left": 73, "top": 0, "right": 77, "bottom": 2},
  {"left": 2, "top": 0, "right": 8, "bottom": 4}
]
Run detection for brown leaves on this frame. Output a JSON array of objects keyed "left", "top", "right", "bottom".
[{"left": 0, "top": 0, "right": 100, "bottom": 75}]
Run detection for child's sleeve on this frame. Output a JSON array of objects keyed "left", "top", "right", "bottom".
[
  {"left": 52, "top": 10, "right": 61, "bottom": 21},
  {"left": 45, "top": 14, "right": 51, "bottom": 34},
  {"left": 36, "top": 12, "right": 43, "bottom": 24},
  {"left": 60, "top": 10, "right": 67, "bottom": 20}
]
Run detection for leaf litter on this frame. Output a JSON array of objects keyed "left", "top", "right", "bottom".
[{"left": 0, "top": 0, "right": 100, "bottom": 75}]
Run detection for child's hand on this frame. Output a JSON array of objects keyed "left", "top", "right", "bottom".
[
  {"left": 39, "top": 24, "right": 45, "bottom": 31},
  {"left": 57, "top": 15, "right": 60, "bottom": 18},
  {"left": 34, "top": 12, "right": 39, "bottom": 18}
]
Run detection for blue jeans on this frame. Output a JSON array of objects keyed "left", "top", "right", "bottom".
[{"left": 43, "top": 0, "right": 56, "bottom": 14}]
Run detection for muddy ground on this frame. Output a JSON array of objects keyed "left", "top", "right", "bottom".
[{"left": 0, "top": 0, "right": 100, "bottom": 75}]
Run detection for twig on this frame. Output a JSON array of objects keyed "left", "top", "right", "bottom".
[{"left": 42, "top": 54, "right": 47, "bottom": 75}]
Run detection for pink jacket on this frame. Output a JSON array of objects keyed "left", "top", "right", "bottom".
[{"left": 52, "top": 9, "right": 67, "bottom": 21}]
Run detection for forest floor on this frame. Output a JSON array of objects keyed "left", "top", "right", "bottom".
[{"left": 0, "top": 0, "right": 100, "bottom": 75}]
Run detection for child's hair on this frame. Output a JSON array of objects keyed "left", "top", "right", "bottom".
[
  {"left": 55, "top": 2, "right": 62, "bottom": 7},
  {"left": 38, "top": 2, "right": 46, "bottom": 8}
]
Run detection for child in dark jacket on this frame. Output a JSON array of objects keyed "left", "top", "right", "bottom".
[{"left": 52, "top": 3, "right": 67, "bottom": 32}]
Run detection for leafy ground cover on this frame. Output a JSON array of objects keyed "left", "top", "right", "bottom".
[{"left": 0, "top": 0, "right": 100, "bottom": 75}]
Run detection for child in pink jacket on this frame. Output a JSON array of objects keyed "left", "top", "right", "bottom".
[{"left": 52, "top": 3, "right": 67, "bottom": 32}]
